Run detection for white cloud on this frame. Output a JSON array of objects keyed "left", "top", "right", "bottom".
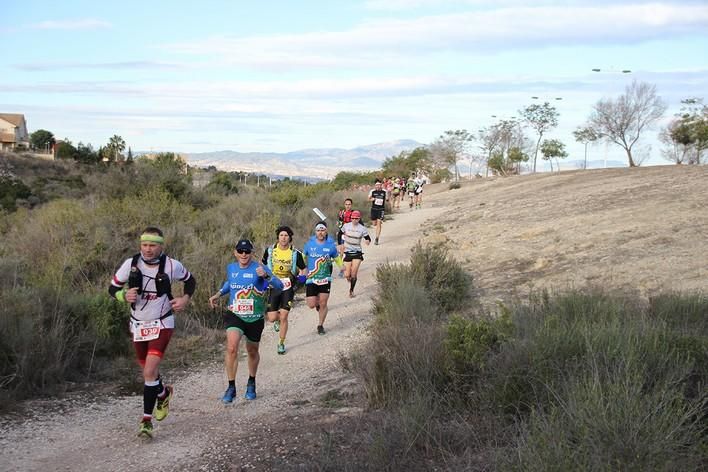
[
  {"left": 164, "top": 3, "right": 708, "bottom": 70},
  {"left": 29, "top": 19, "right": 111, "bottom": 30}
]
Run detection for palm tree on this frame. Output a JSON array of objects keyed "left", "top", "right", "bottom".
[{"left": 108, "top": 135, "right": 126, "bottom": 162}]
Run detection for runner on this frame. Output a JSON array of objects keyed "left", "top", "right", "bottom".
[
  {"left": 338, "top": 210, "right": 371, "bottom": 298},
  {"left": 208, "top": 239, "right": 283, "bottom": 403},
  {"left": 414, "top": 174, "right": 425, "bottom": 209},
  {"left": 368, "top": 179, "right": 387, "bottom": 245},
  {"left": 336, "top": 198, "right": 354, "bottom": 278},
  {"left": 391, "top": 178, "right": 402, "bottom": 210},
  {"left": 109, "top": 227, "right": 196, "bottom": 438},
  {"left": 406, "top": 174, "right": 417, "bottom": 209},
  {"left": 261, "top": 226, "right": 307, "bottom": 355},
  {"left": 303, "top": 221, "right": 340, "bottom": 334}
]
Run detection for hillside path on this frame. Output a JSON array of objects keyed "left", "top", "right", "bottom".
[{"left": 0, "top": 194, "right": 447, "bottom": 471}]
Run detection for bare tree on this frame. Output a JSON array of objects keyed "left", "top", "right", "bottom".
[
  {"left": 520, "top": 102, "right": 559, "bottom": 173},
  {"left": 587, "top": 80, "right": 667, "bottom": 167},
  {"left": 432, "top": 129, "right": 475, "bottom": 181}
]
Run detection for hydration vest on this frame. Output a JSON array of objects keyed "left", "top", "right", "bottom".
[
  {"left": 265, "top": 245, "right": 300, "bottom": 276},
  {"left": 129, "top": 253, "right": 173, "bottom": 299}
]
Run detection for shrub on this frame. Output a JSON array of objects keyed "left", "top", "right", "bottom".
[
  {"left": 408, "top": 243, "right": 471, "bottom": 312},
  {"left": 444, "top": 311, "right": 513, "bottom": 380}
]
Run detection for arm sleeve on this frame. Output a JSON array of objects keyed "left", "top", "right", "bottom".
[
  {"left": 219, "top": 280, "right": 230, "bottom": 296},
  {"left": 364, "top": 235, "right": 372, "bottom": 242},
  {"left": 295, "top": 251, "right": 307, "bottom": 270},
  {"left": 183, "top": 275, "right": 196, "bottom": 297},
  {"left": 261, "top": 248, "right": 269, "bottom": 265}
]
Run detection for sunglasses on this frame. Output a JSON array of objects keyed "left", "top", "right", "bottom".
[{"left": 236, "top": 249, "right": 251, "bottom": 254}]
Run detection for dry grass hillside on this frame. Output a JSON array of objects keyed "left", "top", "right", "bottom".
[{"left": 421, "top": 165, "right": 708, "bottom": 307}]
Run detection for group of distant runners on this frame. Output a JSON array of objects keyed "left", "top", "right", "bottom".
[{"left": 108, "top": 176, "right": 424, "bottom": 438}]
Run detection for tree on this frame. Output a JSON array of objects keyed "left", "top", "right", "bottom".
[
  {"left": 126, "top": 147, "right": 134, "bottom": 163},
  {"left": 663, "top": 98, "right": 707, "bottom": 165},
  {"left": 55, "top": 140, "right": 77, "bottom": 160},
  {"left": 479, "top": 118, "right": 528, "bottom": 176},
  {"left": 520, "top": 102, "right": 559, "bottom": 172},
  {"left": 540, "top": 139, "right": 568, "bottom": 172},
  {"left": 381, "top": 147, "right": 431, "bottom": 177},
  {"left": 432, "top": 129, "right": 475, "bottom": 181},
  {"left": 587, "top": 80, "right": 667, "bottom": 167},
  {"left": 573, "top": 126, "right": 599, "bottom": 169},
  {"left": 75, "top": 142, "right": 99, "bottom": 164},
  {"left": 106, "top": 135, "right": 126, "bottom": 162},
  {"left": 29, "top": 129, "right": 55, "bottom": 152}
]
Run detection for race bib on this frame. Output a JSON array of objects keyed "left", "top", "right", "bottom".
[
  {"left": 374, "top": 198, "right": 384, "bottom": 206},
  {"left": 280, "top": 277, "right": 292, "bottom": 290},
  {"left": 133, "top": 319, "right": 161, "bottom": 342},
  {"left": 313, "top": 278, "right": 329, "bottom": 286},
  {"left": 230, "top": 299, "right": 254, "bottom": 315}
]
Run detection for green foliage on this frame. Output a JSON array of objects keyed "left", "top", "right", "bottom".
[
  {"left": 204, "top": 171, "right": 240, "bottom": 195},
  {"left": 408, "top": 243, "right": 471, "bottom": 312},
  {"left": 667, "top": 97, "right": 708, "bottom": 164},
  {"left": 350, "top": 244, "right": 472, "bottom": 410},
  {"left": 29, "top": 129, "right": 55, "bottom": 150},
  {"left": 331, "top": 170, "right": 379, "bottom": 190},
  {"left": 268, "top": 179, "right": 325, "bottom": 207},
  {"left": 520, "top": 101, "right": 560, "bottom": 172},
  {"left": 55, "top": 141, "right": 77, "bottom": 160},
  {"left": 0, "top": 176, "right": 32, "bottom": 211},
  {"left": 381, "top": 147, "right": 432, "bottom": 178},
  {"left": 445, "top": 312, "right": 513, "bottom": 375}
]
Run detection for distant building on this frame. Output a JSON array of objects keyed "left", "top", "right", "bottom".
[{"left": 0, "top": 114, "right": 30, "bottom": 151}]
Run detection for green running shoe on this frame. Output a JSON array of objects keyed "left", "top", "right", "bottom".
[
  {"left": 138, "top": 419, "right": 153, "bottom": 438},
  {"left": 273, "top": 320, "right": 280, "bottom": 333},
  {"left": 153, "top": 385, "right": 173, "bottom": 421},
  {"left": 277, "top": 342, "right": 286, "bottom": 355}
]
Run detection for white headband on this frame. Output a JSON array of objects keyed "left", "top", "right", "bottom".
[{"left": 315, "top": 223, "right": 327, "bottom": 231}]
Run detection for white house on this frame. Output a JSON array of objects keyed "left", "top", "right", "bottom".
[{"left": 0, "top": 113, "right": 30, "bottom": 151}]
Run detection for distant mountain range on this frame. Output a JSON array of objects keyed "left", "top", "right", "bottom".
[{"left": 183, "top": 139, "right": 424, "bottom": 180}]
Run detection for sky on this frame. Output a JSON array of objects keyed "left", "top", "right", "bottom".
[{"left": 2, "top": 0, "right": 707, "bottom": 166}]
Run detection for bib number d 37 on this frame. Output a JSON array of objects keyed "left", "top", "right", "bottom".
[{"left": 133, "top": 319, "right": 161, "bottom": 342}]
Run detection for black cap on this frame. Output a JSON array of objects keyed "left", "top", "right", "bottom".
[{"left": 235, "top": 239, "right": 254, "bottom": 252}]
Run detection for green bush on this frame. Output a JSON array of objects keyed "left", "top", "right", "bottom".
[
  {"left": 408, "top": 243, "right": 471, "bottom": 312},
  {"left": 445, "top": 312, "right": 513, "bottom": 378},
  {"left": 0, "top": 176, "right": 32, "bottom": 211}
]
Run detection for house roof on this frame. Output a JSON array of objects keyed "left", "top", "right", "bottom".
[
  {"left": 0, "top": 132, "right": 17, "bottom": 143},
  {"left": 0, "top": 114, "right": 26, "bottom": 127}
]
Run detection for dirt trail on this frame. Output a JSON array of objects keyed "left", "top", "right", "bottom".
[{"left": 0, "top": 198, "right": 443, "bottom": 471}]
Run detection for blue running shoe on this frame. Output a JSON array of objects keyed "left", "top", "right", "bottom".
[
  {"left": 222, "top": 385, "right": 236, "bottom": 404},
  {"left": 244, "top": 383, "right": 256, "bottom": 400}
]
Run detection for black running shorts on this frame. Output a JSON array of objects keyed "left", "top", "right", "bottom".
[
  {"left": 267, "top": 287, "right": 295, "bottom": 312},
  {"left": 223, "top": 314, "right": 265, "bottom": 343},
  {"left": 343, "top": 252, "right": 364, "bottom": 262},
  {"left": 306, "top": 282, "right": 331, "bottom": 297}
]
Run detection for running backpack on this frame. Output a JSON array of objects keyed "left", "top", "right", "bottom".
[{"left": 130, "top": 253, "right": 173, "bottom": 300}]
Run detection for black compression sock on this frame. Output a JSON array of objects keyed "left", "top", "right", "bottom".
[
  {"left": 228, "top": 380, "right": 236, "bottom": 388},
  {"left": 143, "top": 382, "right": 161, "bottom": 416},
  {"left": 248, "top": 376, "right": 256, "bottom": 385},
  {"left": 350, "top": 277, "right": 357, "bottom": 292}
]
